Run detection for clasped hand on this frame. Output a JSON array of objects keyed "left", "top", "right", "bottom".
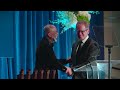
[{"left": 65, "top": 67, "right": 73, "bottom": 76}]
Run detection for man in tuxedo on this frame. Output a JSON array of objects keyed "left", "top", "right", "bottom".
[
  {"left": 69, "top": 21, "right": 100, "bottom": 79},
  {"left": 35, "top": 24, "right": 72, "bottom": 79}
]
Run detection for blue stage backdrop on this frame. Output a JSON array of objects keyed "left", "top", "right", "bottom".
[
  {"left": 0, "top": 11, "right": 104, "bottom": 79},
  {"left": 0, "top": 11, "right": 14, "bottom": 57}
]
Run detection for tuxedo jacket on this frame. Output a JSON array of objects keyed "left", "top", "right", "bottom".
[
  {"left": 70, "top": 37, "right": 100, "bottom": 79},
  {"left": 35, "top": 36, "right": 67, "bottom": 72}
]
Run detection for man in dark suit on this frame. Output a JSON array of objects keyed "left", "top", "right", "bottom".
[
  {"left": 69, "top": 21, "right": 100, "bottom": 79},
  {"left": 35, "top": 24, "right": 72, "bottom": 79}
]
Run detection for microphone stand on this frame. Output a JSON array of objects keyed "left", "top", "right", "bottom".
[{"left": 105, "top": 45, "right": 113, "bottom": 79}]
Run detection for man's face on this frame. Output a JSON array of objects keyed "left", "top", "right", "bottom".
[
  {"left": 48, "top": 27, "right": 58, "bottom": 42},
  {"left": 76, "top": 24, "right": 89, "bottom": 40}
]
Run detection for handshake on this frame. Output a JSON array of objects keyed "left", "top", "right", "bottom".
[
  {"left": 65, "top": 57, "right": 74, "bottom": 76},
  {"left": 65, "top": 67, "right": 73, "bottom": 76}
]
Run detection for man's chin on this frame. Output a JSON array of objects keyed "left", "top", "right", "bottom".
[{"left": 79, "top": 37, "right": 82, "bottom": 40}]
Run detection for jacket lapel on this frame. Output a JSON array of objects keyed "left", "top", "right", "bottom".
[{"left": 79, "top": 38, "right": 91, "bottom": 54}]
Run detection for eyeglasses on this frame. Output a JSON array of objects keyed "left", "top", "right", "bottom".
[{"left": 77, "top": 28, "right": 88, "bottom": 33}]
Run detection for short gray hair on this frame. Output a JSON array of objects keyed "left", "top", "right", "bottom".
[{"left": 76, "top": 21, "right": 90, "bottom": 29}]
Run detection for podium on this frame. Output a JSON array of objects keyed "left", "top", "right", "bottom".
[
  {"left": 93, "top": 25, "right": 120, "bottom": 79},
  {"left": 72, "top": 61, "right": 98, "bottom": 79}
]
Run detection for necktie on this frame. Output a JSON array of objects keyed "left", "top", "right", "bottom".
[
  {"left": 76, "top": 41, "right": 83, "bottom": 53},
  {"left": 75, "top": 41, "right": 83, "bottom": 65}
]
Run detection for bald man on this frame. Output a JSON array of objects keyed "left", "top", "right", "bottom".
[{"left": 35, "top": 24, "right": 72, "bottom": 79}]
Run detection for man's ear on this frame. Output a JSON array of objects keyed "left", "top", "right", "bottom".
[
  {"left": 48, "top": 33, "right": 51, "bottom": 38},
  {"left": 88, "top": 29, "right": 90, "bottom": 34}
]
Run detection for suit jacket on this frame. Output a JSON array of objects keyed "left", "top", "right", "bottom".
[
  {"left": 71, "top": 37, "right": 100, "bottom": 79},
  {"left": 35, "top": 36, "right": 67, "bottom": 72}
]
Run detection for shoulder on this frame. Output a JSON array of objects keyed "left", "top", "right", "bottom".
[
  {"left": 72, "top": 38, "right": 80, "bottom": 46},
  {"left": 37, "top": 37, "right": 49, "bottom": 50},
  {"left": 88, "top": 38, "right": 99, "bottom": 48},
  {"left": 40, "top": 37, "right": 49, "bottom": 46}
]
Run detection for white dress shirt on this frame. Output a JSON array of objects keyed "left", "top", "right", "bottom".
[
  {"left": 81, "top": 35, "right": 89, "bottom": 47},
  {"left": 76, "top": 35, "right": 89, "bottom": 53}
]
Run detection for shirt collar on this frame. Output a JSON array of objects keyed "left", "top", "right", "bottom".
[{"left": 82, "top": 35, "right": 89, "bottom": 44}]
